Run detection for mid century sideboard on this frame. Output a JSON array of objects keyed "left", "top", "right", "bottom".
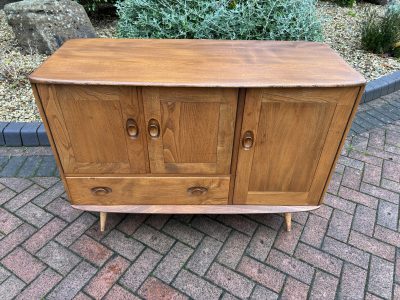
[{"left": 29, "top": 39, "right": 365, "bottom": 232}]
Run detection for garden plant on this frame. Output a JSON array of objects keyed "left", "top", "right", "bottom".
[
  {"left": 361, "top": 0, "right": 400, "bottom": 58},
  {"left": 116, "top": 0, "right": 324, "bottom": 42}
]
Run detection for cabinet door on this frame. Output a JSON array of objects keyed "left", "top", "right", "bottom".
[
  {"left": 142, "top": 87, "right": 238, "bottom": 174},
  {"left": 37, "top": 84, "right": 148, "bottom": 174},
  {"left": 234, "top": 87, "right": 360, "bottom": 205}
]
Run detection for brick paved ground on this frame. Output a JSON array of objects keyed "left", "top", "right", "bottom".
[{"left": 0, "top": 91, "right": 399, "bottom": 299}]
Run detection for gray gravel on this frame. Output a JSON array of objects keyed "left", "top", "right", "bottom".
[
  {"left": 0, "top": 10, "right": 116, "bottom": 122},
  {"left": 1, "top": 3, "right": 399, "bottom": 122},
  {"left": 317, "top": 1, "right": 400, "bottom": 81},
  {"left": 0, "top": 10, "right": 45, "bottom": 122}
]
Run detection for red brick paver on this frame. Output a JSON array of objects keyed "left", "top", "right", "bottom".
[
  {"left": 0, "top": 92, "right": 400, "bottom": 299},
  {"left": 1, "top": 247, "right": 46, "bottom": 283}
]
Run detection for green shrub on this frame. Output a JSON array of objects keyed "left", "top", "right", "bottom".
[
  {"left": 394, "top": 46, "right": 400, "bottom": 58},
  {"left": 388, "top": 0, "right": 400, "bottom": 14},
  {"left": 361, "top": 3, "right": 400, "bottom": 57},
  {"left": 335, "top": 0, "right": 356, "bottom": 7},
  {"left": 116, "top": 0, "right": 323, "bottom": 42}
]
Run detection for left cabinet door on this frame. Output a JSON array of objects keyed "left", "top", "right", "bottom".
[{"left": 37, "top": 84, "right": 148, "bottom": 174}]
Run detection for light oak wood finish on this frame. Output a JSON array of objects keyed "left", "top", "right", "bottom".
[
  {"left": 233, "top": 87, "right": 361, "bottom": 205},
  {"left": 29, "top": 39, "right": 365, "bottom": 88},
  {"left": 31, "top": 84, "right": 73, "bottom": 201},
  {"left": 318, "top": 86, "right": 365, "bottom": 204},
  {"left": 284, "top": 213, "right": 292, "bottom": 232},
  {"left": 228, "top": 88, "right": 246, "bottom": 204},
  {"left": 142, "top": 87, "right": 237, "bottom": 174},
  {"left": 66, "top": 176, "right": 230, "bottom": 205},
  {"left": 100, "top": 212, "right": 107, "bottom": 232},
  {"left": 36, "top": 84, "right": 148, "bottom": 175},
  {"left": 30, "top": 39, "right": 366, "bottom": 228},
  {"left": 72, "top": 204, "right": 321, "bottom": 214}
]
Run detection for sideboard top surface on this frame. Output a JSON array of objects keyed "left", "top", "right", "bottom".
[{"left": 29, "top": 38, "right": 365, "bottom": 88}]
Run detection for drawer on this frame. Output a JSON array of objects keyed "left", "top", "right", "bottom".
[{"left": 66, "top": 176, "right": 230, "bottom": 205}]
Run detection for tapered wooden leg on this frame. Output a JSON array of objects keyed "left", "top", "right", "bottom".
[
  {"left": 100, "top": 212, "right": 107, "bottom": 232},
  {"left": 284, "top": 212, "right": 292, "bottom": 232}
]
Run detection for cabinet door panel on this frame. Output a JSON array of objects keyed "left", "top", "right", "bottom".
[
  {"left": 142, "top": 87, "right": 238, "bottom": 174},
  {"left": 249, "top": 100, "right": 335, "bottom": 192},
  {"left": 37, "top": 84, "right": 148, "bottom": 174},
  {"left": 234, "top": 87, "right": 360, "bottom": 205},
  {"left": 162, "top": 101, "right": 220, "bottom": 163}
]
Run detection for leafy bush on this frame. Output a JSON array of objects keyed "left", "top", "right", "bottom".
[
  {"left": 394, "top": 46, "right": 400, "bottom": 58},
  {"left": 361, "top": 2, "right": 400, "bottom": 57},
  {"left": 388, "top": 0, "right": 400, "bottom": 14},
  {"left": 335, "top": 0, "right": 356, "bottom": 7},
  {"left": 391, "top": 1, "right": 400, "bottom": 58},
  {"left": 116, "top": 0, "right": 323, "bottom": 42}
]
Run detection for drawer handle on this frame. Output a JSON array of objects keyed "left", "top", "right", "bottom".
[
  {"left": 91, "top": 187, "right": 112, "bottom": 196},
  {"left": 126, "top": 118, "right": 139, "bottom": 138},
  {"left": 242, "top": 131, "right": 254, "bottom": 150},
  {"left": 148, "top": 118, "right": 160, "bottom": 138},
  {"left": 187, "top": 186, "right": 208, "bottom": 196}
]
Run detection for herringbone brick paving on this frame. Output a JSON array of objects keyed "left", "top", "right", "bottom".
[{"left": 0, "top": 91, "right": 399, "bottom": 299}]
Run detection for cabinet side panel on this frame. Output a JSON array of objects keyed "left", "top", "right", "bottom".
[
  {"left": 314, "top": 86, "right": 364, "bottom": 204},
  {"left": 31, "top": 83, "right": 72, "bottom": 200},
  {"left": 36, "top": 84, "right": 76, "bottom": 173}
]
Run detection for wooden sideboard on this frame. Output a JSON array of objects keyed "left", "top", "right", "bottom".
[{"left": 29, "top": 39, "right": 365, "bottom": 231}]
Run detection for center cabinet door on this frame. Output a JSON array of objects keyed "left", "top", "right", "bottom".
[
  {"left": 234, "top": 87, "right": 360, "bottom": 206},
  {"left": 142, "top": 88, "right": 238, "bottom": 174}
]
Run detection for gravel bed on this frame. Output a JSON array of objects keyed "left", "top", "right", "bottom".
[
  {"left": 0, "top": 10, "right": 45, "bottom": 122},
  {"left": 0, "top": 11, "right": 116, "bottom": 122},
  {"left": 1, "top": 2, "right": 399, "bottom": 122},
  {"left": 317, "top": 1, "right": 400, "bottom": 82}
]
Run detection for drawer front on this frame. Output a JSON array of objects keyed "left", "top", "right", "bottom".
[{"left": 66, "top": 176, "right": 230, "bottom": 205}]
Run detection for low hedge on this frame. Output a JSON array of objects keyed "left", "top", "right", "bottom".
[{"left": 116, "top": 0, "right": 323, "bottom": 42}]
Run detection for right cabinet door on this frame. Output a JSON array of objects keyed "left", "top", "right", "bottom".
[{"left": 234, "top": 87, "right": 360, "bottom": 205}]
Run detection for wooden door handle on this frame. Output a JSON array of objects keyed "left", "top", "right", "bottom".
[
  {"left": 242, "top": 131, "right": 254, "bottom": 150},
  {"left": 187, "top": 186, "right": 208, "bottom": 196},
  {"left": 126, "top": 118, "right": 138, "bottom": 138},
  {"left": 91, "top": 187, "right": 112, "bottom": 196},
  {"left": 148, "top": 119, "right": 160, "bottom": 138}
]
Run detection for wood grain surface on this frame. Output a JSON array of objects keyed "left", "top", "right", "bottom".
[
  {"left": 66, "top": 176, "right": 230, "bottom": 205},
  {"left": 142, "top": 87, "right": 237, "bottom": 174},
  {"left": 29, "top": 39, "right": 365, "bottom": 88},
  {"left": 37, "top": 84, "right": 148, "bottom": 174},
  {"left": 32, "top": 39, "right": 365, "bottom": 209},
  {"left": 233, "top": 87, "right": 361, "bottom": 205},
  {"left": 71, "top": 204, "right": 320, "bottom": 214}
]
